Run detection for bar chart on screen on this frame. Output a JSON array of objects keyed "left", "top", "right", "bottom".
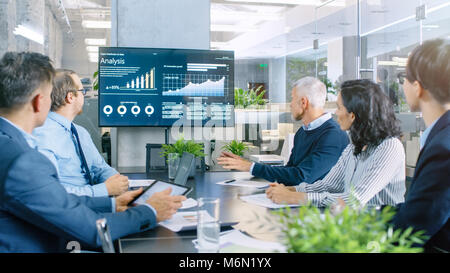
[
  {"left": 101, "top": 66, "right": 157, "bottom": 93},
  {"left": 124, "top": 67, "right": 156, "bottom": 90}
]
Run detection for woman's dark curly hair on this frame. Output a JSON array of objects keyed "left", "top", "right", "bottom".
[{"left": 340, "top": 79, "right": 402, "bottom": 156}]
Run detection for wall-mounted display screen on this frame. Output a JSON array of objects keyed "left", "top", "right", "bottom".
[{"left": 98, "top": 47, "right": 234, "bottom": 127}]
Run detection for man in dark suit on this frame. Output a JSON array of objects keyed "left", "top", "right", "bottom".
[
  {"left": 393, "top": 39, "right": 450, "bottom": 252},
  {"left": 0, "top": 52, "right": 186, "bottom": 252}
]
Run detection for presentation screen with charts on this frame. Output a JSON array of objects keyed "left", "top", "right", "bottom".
[{"left": 98, "top": 47, "right": 235, "bottom": 127}]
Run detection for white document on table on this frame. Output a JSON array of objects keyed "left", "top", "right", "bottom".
[
  {"left": 216, "top": 180, "right": 270, "bottom": 188},
  {"left": 159, "top": 211, "right": 214, "bottom": 232},
  {"left": 192, "top": 229, "right": 286, "bottom": 253},
  {"left": 180, "top": 198, "right": 198, "bottom": 209},
  {"left": 240, "top": 193, "right": 301, "bottom": 209},
  {"left": 128, "top": 179, "right": 155, "bottom": 188}
]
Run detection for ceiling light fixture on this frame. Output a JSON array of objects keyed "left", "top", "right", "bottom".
[
  {"left": 210, "top": 42, "right": 230, "bottom": 48},
  {"left": 13, "top": 25, "right": 44, "bottom": 45},
  {"left": 224, "top": 0, "right": 345, "bottom": 6},
  {"left": 422, "top": 24, "right": 439, "bottom": 29},
  {"left": 82, "top": 20, "right": 111, "bottom": 29},
  {"left": 277, "top": 37, "right": 340, "bottom": 58},
  {"left": 88, "top": 52, "right": 98, "bottom": 59},
  {"left": 211, "top": 10, "right": 281, "bottom": 21},
  {"left": 89, "top": 56, "right": 98, "bottom": 63},
  {"left": 362, "top": 1, "right": 450, "bottom": 37},
  {"left": 85, "top": 38, "right": 106, "bottom": 46},
  {"left": 88, "top": 52, "right": 99, "bottom": 63},
  {"left": 86, "top": 46, "right": 99, "bottom": 52},
  {"left": 211, "top": 24, "right": 258, "bottom": 32}
]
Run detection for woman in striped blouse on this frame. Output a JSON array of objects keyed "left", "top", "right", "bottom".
[{"left": 266, "top": 79, "right": 406, "bottom": 208}]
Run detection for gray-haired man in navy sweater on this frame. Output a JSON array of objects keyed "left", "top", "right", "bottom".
[{"left": 217, "top": 77, "right": 349, "bottom": 186}]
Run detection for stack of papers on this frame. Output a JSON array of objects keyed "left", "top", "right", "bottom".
[
  {"left": 240, "top": 193, "right": 301, "bottom": 209},
  {"left": 159, "top": 211, "right": 215, "bottom": 232},
  {"left": 192, "top": 229, "right": 286, "bottom": 253},
  {"left": 180, "top": 198, "right": 198, "bottom": 209},
  {"left": 249, "top": 154, "right": 285, "bottom": 165},
  {"left": 159, "top": 211, "right": 201, "bottom": 232},
  {"left": 159, "top": 211, "right": 239, "bottom": 232}
]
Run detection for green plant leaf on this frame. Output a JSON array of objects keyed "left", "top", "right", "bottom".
[
  {"left": 271, "top": 203, "right": 427, "bottom": 253},
  {"left": 160, "top": 136, "right": 205, "bottom": 159},
  {"left": 222, "top": 140, "right": 249, "bottom": 156}
]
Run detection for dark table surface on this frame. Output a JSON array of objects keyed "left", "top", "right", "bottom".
[{"left": 119, "top": 171, "right": 285, "bottom": 253}]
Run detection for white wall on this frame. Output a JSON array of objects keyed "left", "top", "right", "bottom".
[{"left": 327, "top": 37, "right": 343, "bottom": 84}]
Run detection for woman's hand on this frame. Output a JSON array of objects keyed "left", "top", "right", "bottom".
[{"left": 265, "top": 183, "right": 307, "bottom": 205}]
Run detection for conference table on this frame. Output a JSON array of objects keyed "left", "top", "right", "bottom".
[{"left": 119, "top": 170, "right": 285, "bottom": 253}]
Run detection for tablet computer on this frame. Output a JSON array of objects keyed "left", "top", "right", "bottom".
[{"left": 129, "top": 180, "right": 192, "bottom": 206}]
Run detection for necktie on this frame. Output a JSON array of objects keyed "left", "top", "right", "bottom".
[{"left": 71, "top": 123, "right": 93, "bottom": 185}]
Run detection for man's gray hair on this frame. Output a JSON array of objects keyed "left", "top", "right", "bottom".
[{"left": 293, "top": 76, "right": 326, "bottom": 108}]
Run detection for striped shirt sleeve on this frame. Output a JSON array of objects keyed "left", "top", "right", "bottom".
[
  {"left": 295, "top": 144, "right": 352, "bottom": 194},
  {"left": 307, "top": 138, "right": 405, "bottom": 208}
]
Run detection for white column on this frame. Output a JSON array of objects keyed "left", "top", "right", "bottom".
[{"left": 110, "top": 0, "right": 210, "bottom": 170}]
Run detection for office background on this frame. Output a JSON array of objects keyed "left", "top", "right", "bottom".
[{"left": 1, "top": 0, "right": 449, "bottom": 178}]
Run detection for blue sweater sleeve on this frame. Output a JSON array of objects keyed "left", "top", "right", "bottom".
[{"left": 252, "top": 130, "right": 348, "bottom": 186}]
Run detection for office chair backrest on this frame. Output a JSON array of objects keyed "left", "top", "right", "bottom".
[
  {"left": 173, "top": 152, "right": 195, "bottom": 186},
  {"left": 96, "top": 218, "right": 115, "bottom": 253}
]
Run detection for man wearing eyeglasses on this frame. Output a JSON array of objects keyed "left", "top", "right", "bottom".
[{"left": 33, "top": 69, "right": 129, "bottom": 197}]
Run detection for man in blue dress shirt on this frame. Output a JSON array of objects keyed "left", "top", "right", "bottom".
[
  {"left": 33, "top": 69, "right": 128, "bottom": 197},
  {"left": 0, "top": 52, "right": 185, "bottom": 252},
  {"left": 217, "top": 77, "right": 349, "bottom": 186}
]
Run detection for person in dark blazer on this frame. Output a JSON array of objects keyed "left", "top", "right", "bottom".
[
  {"left": 0, "top": 52, "right": 185, "bottom": 252},
  {"left": 217, "top": 77, "right": 349, "bottom": 186},
  {"left": 393, "top": 39, "right": 450, "bottom": 252}
]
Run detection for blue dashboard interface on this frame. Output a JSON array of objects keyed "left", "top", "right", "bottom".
[{"left": 98, "top": 47, "right": 234, "bottom": 127}]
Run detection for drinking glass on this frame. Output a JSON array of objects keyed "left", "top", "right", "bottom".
[
  {"left": 168, "top": 153, "right": 180, "bottom": 180},
  {"left": 196, "top": 197, "right": 220, "bottom": 253}
]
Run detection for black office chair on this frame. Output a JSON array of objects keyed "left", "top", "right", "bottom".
[
  {"left": 145, "top": 143, "right": 206, "bottom": 177},
  {"left": 145, "top": 144, "right": 168, "bottom": 177}
]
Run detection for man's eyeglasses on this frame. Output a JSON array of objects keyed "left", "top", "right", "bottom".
[
  {"left": 397, "top": 72, "right": 407, "bottom": 85},
  {"left": 72, "top": 88, "right": 87, "bottom": 96}
]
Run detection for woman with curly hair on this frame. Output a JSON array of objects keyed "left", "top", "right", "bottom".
[{"left": 266, "top": 79, "right": 406, "bottom": 208}]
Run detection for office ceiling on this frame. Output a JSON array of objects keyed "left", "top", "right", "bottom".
[{"left": 57, "top": 0, "right": 450, "bottom": 61}]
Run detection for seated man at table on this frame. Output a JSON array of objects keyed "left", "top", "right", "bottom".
[
  {"left": 0, "top": 52, "right": 186, "bottom": 252},
  {"left": 217, "top": 77, "right": 349, "bottom": 186},
  {"left": 33, "top": 69, "right": 128, "bottom": 197}
]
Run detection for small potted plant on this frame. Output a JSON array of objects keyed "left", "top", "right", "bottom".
[
  {"left": 160, "top": 136, "right": 205, "bottom": 177},
  {"left": 274, "top": 204, "right": 427, "bottom": 253},
  {"left": 222, "top": 140, "right": 249, "bottom": 157}
]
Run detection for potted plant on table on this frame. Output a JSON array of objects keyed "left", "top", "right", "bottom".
[
  {"left": 222, "top": 140, "right": 249, "bottom": 157},
  {"left": 274, "top": 204, "right": 427, "bottom": 253},
  {"left": 160, "top": 136, "right": 205, "bottom": 177}
]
